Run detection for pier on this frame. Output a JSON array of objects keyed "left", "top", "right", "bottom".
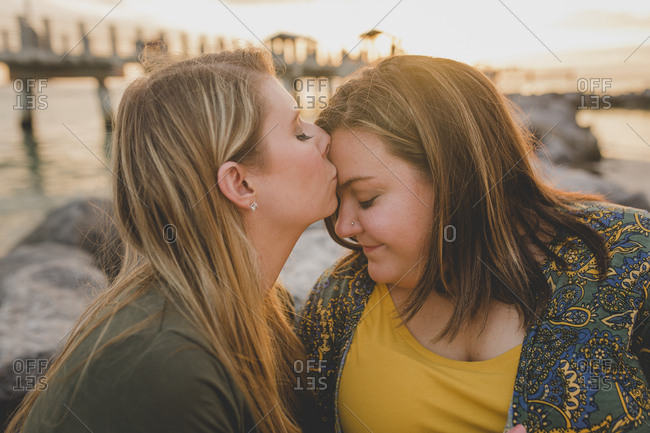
[
  {"left": 1, "top": 16, "right": 402, "bottom": 133},
  {"left": 1, "top": 17, "right": 139, "bottom": 131}
]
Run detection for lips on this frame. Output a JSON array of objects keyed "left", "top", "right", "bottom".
[{"left": 361, "top": 244, "right": 383, "bottom": 254}]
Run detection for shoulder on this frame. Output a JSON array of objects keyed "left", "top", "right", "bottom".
[
  {"left": 569, "top": 200, "right": 650, "bottom": 239},
  {"left": 304, "top": 252, "right": 374, "bottom": 310},
  {"left": 40, "top": 292, "right": 254, "bottom": 433},
  {"left": 297, "top": 252, "right": 374, "bottom": 344},
  {"left": 554, "top": 201, "right": 650, "bottom": 285},
  {"left": 297, "top": 252, "right": 375, "bottom": 342},
  {"left": 296, "top": 253, "right": 373, "bottom": 428},
  {"left": 130, "top": 293, "right": 247, "bottom": 408},
  {"left": 573, "top": 201, "right": 650, "bottom": 265},
  {"left": 520, "top": 202, "right": 650, "bottom": 431},
  {"left": 554, "top": 201, "right": 650, "bottom": 267},
  {"left": 122, "top": 329, "right": 250, "bottom": 430}
]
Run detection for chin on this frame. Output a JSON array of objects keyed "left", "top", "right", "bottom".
[
  {"left": 318, "top": 197, "right": 338, "bottom": 220},
  {"left": 327, "top": 198, "right": 338, "bottom": 215},
  {"left": 366, "top": 262, "right": 391, "bottom": 284},
  {"left": 367, "top": 262, "right": 418, "bottom": 290}
]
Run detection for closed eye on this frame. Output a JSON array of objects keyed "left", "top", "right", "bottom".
[
  {"left": 359, "top": 196, "right": 377, "bottom": 209},
  {"left": 296, "top": 132, "right": 313, "bottom": 141}
]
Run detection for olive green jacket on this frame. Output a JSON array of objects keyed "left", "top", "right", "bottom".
[{"left": 24, "top": 289, "right": 257, "bottom": 433}]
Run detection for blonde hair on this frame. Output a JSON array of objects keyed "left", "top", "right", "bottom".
[
  {"left": 7, "top": 49, "right": 304, "bottom": 433},
  {"left": 317, "top": 55, "right": 608, "bottom": 341}
]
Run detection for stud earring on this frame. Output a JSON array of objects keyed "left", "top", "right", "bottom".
[
  {"left": 250, "top": 203, "right": 259, "bottom": 211},
  {"left": 351, "top": 221, "right": 355, "bottom": 225}
]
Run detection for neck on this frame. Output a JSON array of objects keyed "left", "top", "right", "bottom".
[{"left": 245, "top": 218, "right": 306, "bottom": 293}]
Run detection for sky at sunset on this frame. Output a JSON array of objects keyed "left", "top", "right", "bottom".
[{"left": 1, "top": 0, "right": 650, "bottom": 89}]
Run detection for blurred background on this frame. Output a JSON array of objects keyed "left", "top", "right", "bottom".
[
  {"left": 2, "top": 0, "right": 650, "bottom": 255},
  {"left": 2, "top": 0, "right": 650, "bottom": 424}
]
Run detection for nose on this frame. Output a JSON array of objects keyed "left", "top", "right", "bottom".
[
  {"left": 313, "top": 123, "right": 330, "bottom": 157},
  {"left": 335, "top": 202, "right": 362, "bottom": 239}
]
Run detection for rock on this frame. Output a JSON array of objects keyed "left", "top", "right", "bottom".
[
  {"left": 611, "top": 89, "right": 650, "bottom": 110},
  {"left": 507, "top": 93, "right": 649, "bottom": 211},
  {"left": 17, "top": 198, "right": 124, "bottom": 281},
  {"left": 536, "top": 159, "right": 650, "bottom": 211},
  {"left": 0, "top": 242, "right": 105, "bottom": 366},
  {"left": 0, "top": 243, "right": 105, "bottom": 424},
  {"left": 509, "top": 93, "right": 601, "bottom": 165}
]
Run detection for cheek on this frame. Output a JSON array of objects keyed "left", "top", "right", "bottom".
[
  {"left": 312, "top": 149, "right": 329, "bottom": 172},
  {"left": 358, "top": 210, "right": 391, "bottom": 237},
  {"left": 295, "top": 147, "right": 324, "bottom": 177},
  {"left": 279, "top": 148, "right": 316, "bottom": 184},
  {"left": 369, "top": 201, "right": 428, "bottom": 246}
]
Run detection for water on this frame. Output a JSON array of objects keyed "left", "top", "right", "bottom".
[
  {"left": 2, "top": 79, "right": 650, "bottom": 256},
  {"left": 577, "top": 109, "right": 650, "bottom": 162},
  {"left": 0, "top": 79, "right": 123, "bottom": 255}
]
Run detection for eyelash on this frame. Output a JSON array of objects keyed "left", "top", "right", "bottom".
[
  {"left": 359, "top": 196, "right": 377, "bottom": 209},
  {"left": 296, "top": 132, "right": 313, "bottom": 141}
]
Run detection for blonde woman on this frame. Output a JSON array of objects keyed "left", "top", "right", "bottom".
[
  {"left": 298, "top": 56, "right": 650, "bottom": 432},
  {"left": 7, "top": 49, "right": 337, "bottom": 433}
]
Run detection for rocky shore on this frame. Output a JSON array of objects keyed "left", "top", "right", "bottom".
[
  {"left": 1, "top": 94, "right": 649, "bottom": 426},
  {"left": 0, "top": 199, "right": 121, "bottom": 423},
  {"left": 509, "top": 93, "right": 649, "bottom": 210},
  {"left": 611, "top": 89, "right": 650, "bottom": 110}
]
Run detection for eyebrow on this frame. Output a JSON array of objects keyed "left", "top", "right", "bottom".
[{"left": 338, "top": 176, "right": 375, "bottom": 191}]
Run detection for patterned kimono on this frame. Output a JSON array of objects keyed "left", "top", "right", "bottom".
[{"left": 297, "top": 202, "right": 650, "bottom": 432}]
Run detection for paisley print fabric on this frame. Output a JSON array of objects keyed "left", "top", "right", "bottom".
[{"left": 296, "top": 202, "right": 650, "bottom": 432}]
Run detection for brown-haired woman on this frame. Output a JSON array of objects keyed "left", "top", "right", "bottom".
[
  {"left": 7, "top": 49, "right": 336, "bottom": 433},
  {"left": 297, "top": 55, "right": 650, "bottom": 432}
]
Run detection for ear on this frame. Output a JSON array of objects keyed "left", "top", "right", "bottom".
[{"left": 217, "top": 161, "right": 256, "bottom": 210}]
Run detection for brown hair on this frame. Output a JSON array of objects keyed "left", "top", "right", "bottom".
[
  {"left": 317, "top": 55, "right": 609, "bottom": 341},
  {"left": 7, "top": 49, "right": 304, "bottom": 433}
]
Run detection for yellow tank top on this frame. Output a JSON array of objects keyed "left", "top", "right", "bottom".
[{"left": 339, "top": 283, "right": 522, "bottom": 433}]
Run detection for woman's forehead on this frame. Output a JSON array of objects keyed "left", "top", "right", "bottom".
[{"left": 330, "top": 130, "right": 409, "bottom": 185}]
